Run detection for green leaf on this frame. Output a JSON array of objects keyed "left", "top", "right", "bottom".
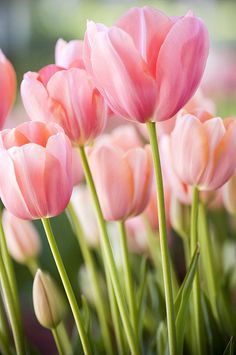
[
  {"left": 175, "top": 245, "right": 200, "bottom": 354},
  {"left": 223, "top": 337, "right": 234, "bottom": 355},
  {"left": 81, "top": 295, "right": 91, "bottom": 333},
  {"left": 156, "top": 321, "right": 168, "bottom": 355},
  {"left": 137, "top": 257, "right": 147, "bottom": 327}
]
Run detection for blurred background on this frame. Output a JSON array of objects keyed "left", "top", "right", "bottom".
[{"left": 0, "top": 0, "right": 236, "bottom": 353}]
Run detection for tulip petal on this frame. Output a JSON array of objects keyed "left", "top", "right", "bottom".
[
  {"left": 155, "top": 14, "right": 209, "bottom": 121},
  {"left": 47, "top": 68, "right": 107, "bottom": 144},
  {"left": 90, "top": 27, "right": 157, "bottom": 122},
  {"left": 0, "top": 150, "right": 32, "bottom": 219},
  {"left": 116, "top": 6, "right": 173, "bottom": 76},
  {"left": 21, "top": 72, "right": 66, "bottom": 124},
  {"left": 89, "top": 145, "right": 133, "bottom": 220},
  {"left": 171, "top": 115, "right": 208, "bottom": 186}
]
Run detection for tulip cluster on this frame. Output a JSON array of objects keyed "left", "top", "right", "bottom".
[{"left": 0, "top": 6, "right": 235, "bottom": 355}]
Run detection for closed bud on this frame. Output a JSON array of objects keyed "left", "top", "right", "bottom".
[
  {"left": 2, "top": 209, "right": 41, "bottom": 263},
  {"left": 33, "top": 269, "right": 66, "bottom": 329}
]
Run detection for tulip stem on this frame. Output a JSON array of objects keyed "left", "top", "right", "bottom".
[
  {"left": 0, "top": 212, "right": 22, "bottom": 326},
  {"left": 190, "top": 186, "right": 204, "bottom": 355},
  {"left": 0, "top": 250, "right": 24, "bottom": 355},
  {"left": 41, "top": 218, "right": 92, "bottom": 355},
  {"left": 0, "top": 292, "right": 11, "bottom": 354},
  {"left": 118, "top": 221, "right": 139, "bottom": 343},
  {"left": 67, "top": 202, "right": 113, "bottom": 355},
  {"left": 79, "top": 146, "right": 140, "bottom": 355},
  {"left": 52, "top": 326, "right": 65, "bottom": 355},
  {"left": 146, "top": 121, "right": 177, "bottom": 355}
]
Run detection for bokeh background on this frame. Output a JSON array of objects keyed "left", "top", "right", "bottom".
[{"left": 1, "top": 0, "right": 236, "bottom": 353}]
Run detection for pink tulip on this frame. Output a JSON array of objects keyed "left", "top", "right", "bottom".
[
  {"left": 167, "top": 115, "right": 236, "bottom": 191},
  {"left": 0, "top": 121, "right": 73, "bottom": 220},
  {"left": 89, "top": 143, "right": 153, "bottom": 221},
  {"left": 71, "top": 186, "right": 99, "bottom": 247},
  {"left": 0, "top": 50, "right": 17, "bottom": 129},
  {"left": 2, "top": 209, "right": 41, "bottom": 263},
  {"left": 55, "top": 38, "right": 85, "bottom": 69},
  {"left": 21, "top": 65, "right": 107, "bottom": 145},
  {"left": 97, "top": 124, "right": 142, "bottom": 152},
  {"left": 84, "top": 7, "right": 209, "bottom": 123}
]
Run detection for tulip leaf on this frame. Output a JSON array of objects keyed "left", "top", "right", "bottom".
[
  {"left": 137, "top": 257, "right": 147, "bottom": 327},
  {"left": 223, "top": 337, "right": 234, "bottom": 355},
  {"left": 81, "top": 295, "right": 91, "bottom": 333},
  {"left": 156, "top": 321, "right": 168, "bottom": 355},
  {"left": 175, "top": 245, "right": 200, "bottom": 354}
]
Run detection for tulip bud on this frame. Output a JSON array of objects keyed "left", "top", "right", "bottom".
[
  {"left": 33, "top": 269, "right": 66, "bottom": 329},
  {"left": 2, "top": 209, "right": 41, "bottom": 263}
]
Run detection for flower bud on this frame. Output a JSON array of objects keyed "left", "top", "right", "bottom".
[
  {"left": 33, "top": 269, "right": 66, "bottom": 329},
  {"left": 2, "top": 209, "right": 41, "bottom": 263}
]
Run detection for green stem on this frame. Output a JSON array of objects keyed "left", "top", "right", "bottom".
[
  {"left": 52, "top": 326, "right": 65, "bottom": 355},
  {"left": 190, "top": 187, "right": 204, "bottom": 355},
  {"left": 26, "top": 258, "right": 39, "bottom": 276},
  {"left": 0, "top": 212, "right": 21, "bottom": 324},
  {"left": 198, "top": 202, "right": 218, "bottom": 320},
  {"left": 67, "top": 202, "right": 113, "bottom": 355},
  {"left": 0, "top": 251, "right": 24, "bottom": 354},
  {"left": 0, "top": 294, "right": 10, "bottom": 354},
  {"left": 146, "top": 122, "right": 177, "bottom": 355},
  {"left": 79, "top": 146, "right": 139, "bottom": 355},
  {"left": 41, "top": 218, "right": 91, "bottom": 355},
  {"left": 118, "top": 221, "right": 139, "bottom": 345}
]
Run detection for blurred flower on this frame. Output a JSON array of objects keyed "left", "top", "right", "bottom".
[
  {"left": 21, "top": 65, "right": 107, "bottom": 145},
  {"left": 0, "top": 49, "right": 16, "bottom": 129},
  {"left": 0, "top": 121, "right": 73, "bottom": 220},
  {"left": 163, "top": 114, "right": 236, "bottom": 191},
  {"left": 33, "top": 269, "right": 66, "bottom": 329},
  {"left": 89, "top": 143, "right": 153, "bottom": 221},
  {"left": 84, "top": 7, "right": 209, "bottom": 123},
  {"left": 2, "top": 209, "right": 41, "bottom": 263},
  {"left": 55, "top": 38, "right": 84, "bottom": 69},
  {"left": 70, "top": 186, "right": 99, "bottom": 247}
]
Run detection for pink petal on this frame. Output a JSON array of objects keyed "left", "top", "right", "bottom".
[
  {"left": 154, "top": 14, "right": 209, "bottom": 121},
  {"left": 116, "top": 6, "right": 173, "bottom": 76},
  {"left": 90, "top": 27, "right": 157, "bottom": 122},
  {"left": 89, "top": 145, "right": 133, "bottom": 221},
  {"left": 55, "top": 38, "right": 85, "bottom": 69},
  {"left": 21, "top": 72, "right": 66, "bottom": 124},
  {"left": 47, "top": 68, "right": 107, "bottom": 144},
  {"left": 171, "top": 115, "right": 209, "bottom": 186}
]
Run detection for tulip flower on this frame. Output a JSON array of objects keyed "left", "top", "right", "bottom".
[
  {"left": 33, "top": 269, "right": 66, "bottom": 329},
  {"left": 21, "top": 65, "right": 107, "bottom": 145},
  {"left": 70, "top": 186, "right": 99, "bottom": 247},
  {"left": 97, "top": 124, "right": 142, "bottom": 151},
  {"left": 166, "top": 115, "right": 236, "bottom": 191},
  {"left": 0, "top": 50, "right": 16, "bottom": 129},
  {"left": 0, "top": 121, "right": 73, "bottom": 220},
  {"left": 72, "top": 148, "right": 84, "bottom": 186},
  {"left": 2, "top": 209, "right": 41, "bottom": 263},
  {"left": 89, "top": 143, "right": 153, "bottom": 221},
  {"left": 55, "top": 38, "right": 85, "bottom": 69},
  {"left": 84, "top": 7, "right": 209, "bottom": 123}
]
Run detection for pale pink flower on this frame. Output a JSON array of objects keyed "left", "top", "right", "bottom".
[
  {"left": 0, "top": 50, "right": 16, "bottom": 129},
  {"left": 84, "top": 7, "right": 209, "bottom": 123},
  {"left": 2, "top": 209, "right": 41, "bottom": 263},
  {"left": 0, "top": 121, "right": 73, "bottom": 220},
  {"left": 55, "top": 38, "right": 85, "bottom": 69},
  {"left": 21, "top": 65, "right": 107, "bottom": 145},
  {"left": 167, "top": 115, "right": 236, "bottom": 191},
  {"left": 89, "top": 143, "right": 153, "bottom": 221}
]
